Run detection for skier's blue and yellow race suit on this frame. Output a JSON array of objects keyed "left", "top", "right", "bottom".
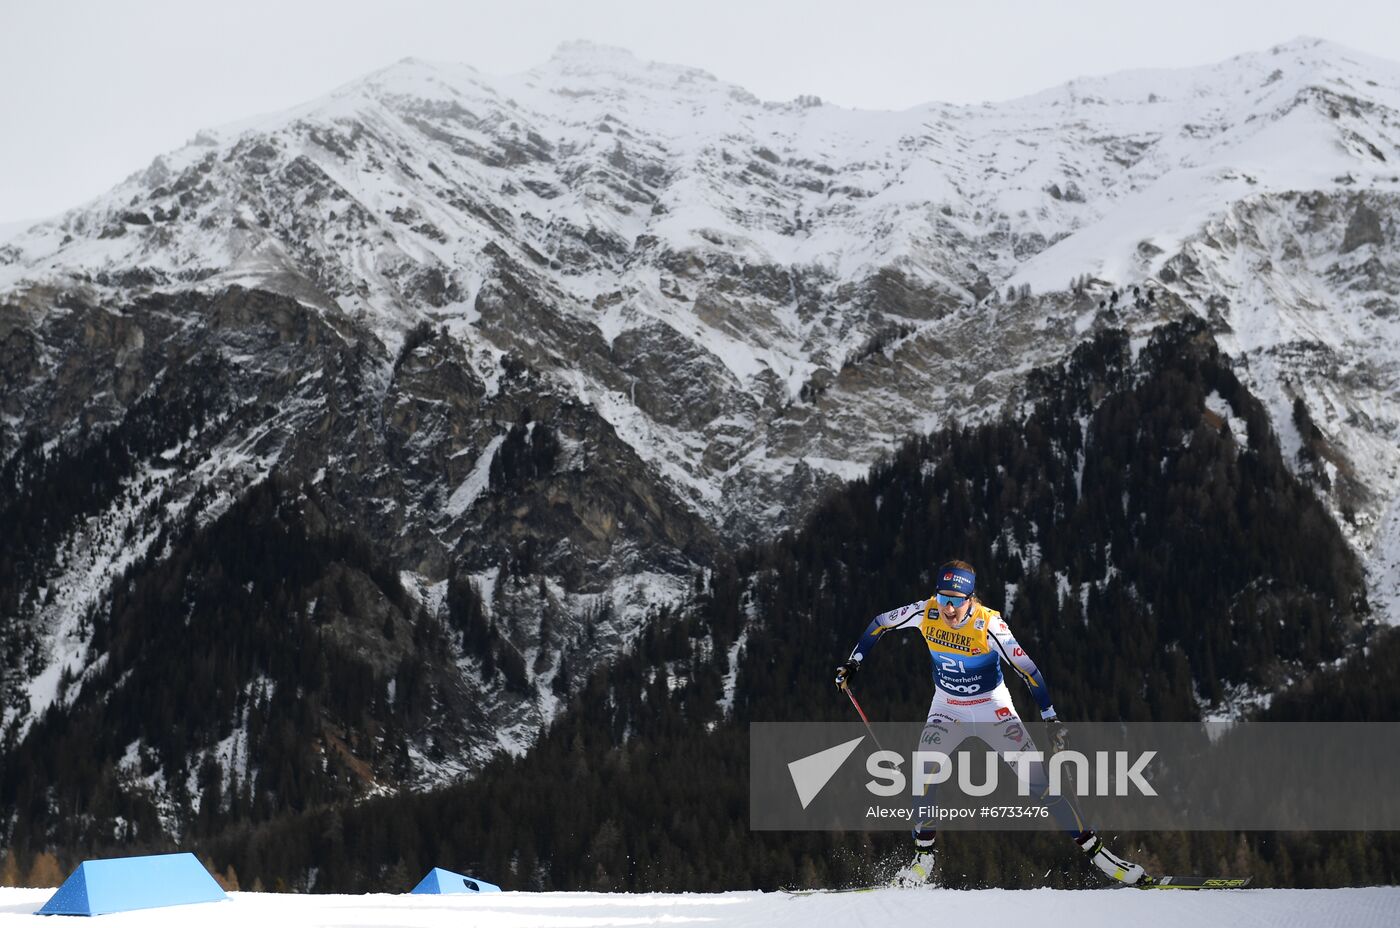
[
  {"left": 847, "top": 597, "right": 1087, "bottom": 837},
  {"left": 849, "top": 597, "right": 1055, "bottom": 712}
]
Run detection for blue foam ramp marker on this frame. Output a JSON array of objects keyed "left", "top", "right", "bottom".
[
  {"left": 37, "top": 852, "right": 227, "bottom": 916},
  {"left": 410, "top": 867, "right": 502, "bottom": 894}
]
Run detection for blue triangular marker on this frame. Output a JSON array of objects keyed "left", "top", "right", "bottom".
[
  {"left": 37, "top": 853, "right": 226, "bottom": 916},
  {"left": 410, "top": 867, "right": 501, "bottom": 894}
]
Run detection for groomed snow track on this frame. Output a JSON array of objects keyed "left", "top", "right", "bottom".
[{"left": 2, "top": 886, "right": 1397, "bottom": 926}]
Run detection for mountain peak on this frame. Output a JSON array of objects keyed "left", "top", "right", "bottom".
[
  {"left": 548, "top": 40, "right": 639, "bottom": 65},
  {"left": 531, "top": 39, "right": 720, "bottom": 91},
  {"left": 1267, "top": 35, "right": 1346, "bottom": 57},
  {"left": 1252, "top": 35, "right": 1398, "bottom": 78}
]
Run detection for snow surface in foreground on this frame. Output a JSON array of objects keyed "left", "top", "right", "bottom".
[{"left": 2, "top": 886, "right": 1397, "bottom": 927}]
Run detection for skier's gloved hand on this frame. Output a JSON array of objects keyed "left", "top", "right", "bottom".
[
  {"left": 1046, "top": 719, "right": 1070, "bottom": 754},
  {"left": 834, "top": 659, "right": 858, "bottom": 690}
]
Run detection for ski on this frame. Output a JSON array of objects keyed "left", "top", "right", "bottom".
[
  {"left": 782, "top": 886, "right": 883, "bottom": 897},
  {"left": 784, "top": 876, "right": 1251, "bottom": 895},
  {"left": 1136, "top": 875, "right": 1252, "bottom": 890}
]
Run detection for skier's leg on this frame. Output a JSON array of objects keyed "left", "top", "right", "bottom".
[
  {"left": 980, "top": 704, "right": 1147, "bottom": 885},
  {"left": 975, "top": 702, "right": 1088, "bottom": 834},
  {"left": 895, "top": 704, "right": 964, "bottom": 886},
  {"left": 910, "top": 709, "right": 962, "bottom": 838},
  {"left": 990, "top": 715, "right": 1089, "bottom": 835},
  {"left": 1074, "top": 832, "right": 1147, "bottom": 885}
]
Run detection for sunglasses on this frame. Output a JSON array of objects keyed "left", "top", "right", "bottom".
[{"left": 936, "top": 594, "right": 969, "bottom": 609}]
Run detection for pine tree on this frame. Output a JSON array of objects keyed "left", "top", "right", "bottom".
[
  {"left": 26, "top": 852, "right": 64, "bottom": 888},
  {"left": 0, "top": 850, "right": 21, "bottom": 887}
]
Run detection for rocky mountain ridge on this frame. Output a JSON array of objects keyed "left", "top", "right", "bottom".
[{"left": 1, "top": 37, "right": 1398, "bottom": 826}]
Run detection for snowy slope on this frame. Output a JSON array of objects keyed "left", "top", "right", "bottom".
[
  {"left": 4, "top": 39, "right": 1398, "bottom": 557},
  {"left": 0, "top": 219, "right": 38, "bottom": 243},
  {"left": 5, "top": 39, "right": 1399, "bottom": 545},
  {"left": 1002, "top": 39, "right": 1400, "bottom": 620},
  {"left": 1, "top": 886, "right": 1397, "bottom": 927}
]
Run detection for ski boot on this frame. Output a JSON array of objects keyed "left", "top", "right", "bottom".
[
  {"left": 892, "top": 833, "right": 937, "bottom": 887},
  {"left": 1076, "top": 831, "right": 1147, "bottom": 886}
]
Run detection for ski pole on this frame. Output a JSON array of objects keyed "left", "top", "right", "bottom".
[{"left": 841, "top": 684, "right": 885, "bottom": 753}]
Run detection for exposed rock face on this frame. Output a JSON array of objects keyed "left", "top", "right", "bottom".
[
  {"left": 1342, "top": 202, "right": 1384, "bottom": 253},
  {"left": 0, "top": 283, "right": 721, "bottom": 800},
  {"left": 1163, "top": 191, "right": 1400, "bottom": 625}
]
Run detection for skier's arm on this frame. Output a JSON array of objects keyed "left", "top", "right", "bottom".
[
  {"left": 847, "top": 600, "right": 925, "bottom": 665},
  {"left": 987, "top": 614, "right": 1058, "bottom": 719}
]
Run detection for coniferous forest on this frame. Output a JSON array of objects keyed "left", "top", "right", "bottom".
[{"left": 3, "top": 316, "right": 1397, "bottom": 891}]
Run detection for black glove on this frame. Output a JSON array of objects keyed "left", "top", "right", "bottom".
[
  {"left": 834, "top": 659, "right": 858, "bottom": 690},
  {"left": 1046, "top": 718, "right": 1070, "bottom": 754}
]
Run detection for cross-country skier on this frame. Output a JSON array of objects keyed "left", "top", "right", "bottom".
[{"left": 834, "top": 560, "right": 1147, "bottom": 888}]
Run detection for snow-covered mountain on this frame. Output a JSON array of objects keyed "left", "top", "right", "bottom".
[{"left": 2, "top": 37, "right": 1398, "bottom": 827}]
